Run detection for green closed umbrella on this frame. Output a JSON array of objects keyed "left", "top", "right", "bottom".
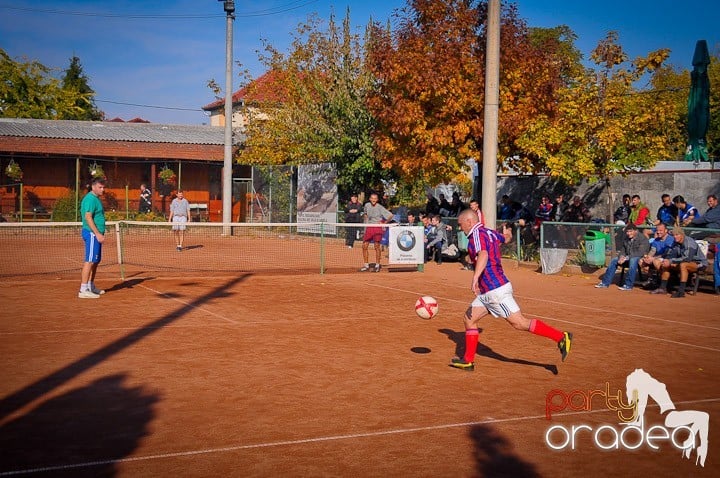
[{"left": 685, "top": 40, "right": 710, "bottom": 163}]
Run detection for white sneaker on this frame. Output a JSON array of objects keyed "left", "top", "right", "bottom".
[
  {"left": 78, "top": 290, "right": 101, "bottom": 299},
  {"left": 90, "top": 287, "right": 106, "bottom": 295}
]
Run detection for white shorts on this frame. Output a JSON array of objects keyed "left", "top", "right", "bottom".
[
  {"left": 471, "top": 282, "right": 520, "bottom": 318},
  {"left": 172, "top": 215, "right": 188, "bottom": 231}
]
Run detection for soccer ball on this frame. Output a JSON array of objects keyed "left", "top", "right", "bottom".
[{"left": 415, "top": 296, "right": 439, "bottom": 320}]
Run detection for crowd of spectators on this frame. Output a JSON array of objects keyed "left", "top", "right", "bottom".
[{"left": 343, "top": 188, "right": 719, "bottom": 295}]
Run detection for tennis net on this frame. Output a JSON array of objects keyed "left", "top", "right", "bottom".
[{"left": 0, "top": 221, "right": 387, "bottom": 279}]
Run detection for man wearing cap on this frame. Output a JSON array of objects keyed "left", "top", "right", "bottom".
[{"left": 595, "top": 223, "right": 650, "bottom": 291}]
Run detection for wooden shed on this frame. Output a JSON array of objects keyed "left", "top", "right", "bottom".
[{"left": 0, "top": 118, "right": 245, "bottom": 221}]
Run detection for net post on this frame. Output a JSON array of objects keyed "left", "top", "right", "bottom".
[
  {"left": 19, "top": 183, "right": 24, "bottom": 223},
  {"left": 319, "top": 222, "right": 325, "bottom": 275},
  {"left": 115, "top": 221, "right": 125, "bottom": 280}
]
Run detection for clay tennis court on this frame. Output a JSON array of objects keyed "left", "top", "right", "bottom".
[{"left": 1, "top": 245, "right": 719, "bottom": 476}]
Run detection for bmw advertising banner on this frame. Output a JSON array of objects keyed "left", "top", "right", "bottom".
[{"left": 389, "top": 226, "right": 424, "bottom": 264}]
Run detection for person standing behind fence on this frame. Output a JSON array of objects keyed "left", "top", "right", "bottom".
[
  {"left": 78, "top": 177, "right": 106, "bottom": 299},
  {"left": 552, "top": 194, "right": 568, "bottom": 222},
  {"left": 139, "top": 183, "right": 152, "bottom": 213},
  {"left": 360, "top": 193, "right": 394, "bottom": 272},
  {"left": 469, "top": 199, "right": 486, "bottom": 226},
  {"left": 169, "top": 190, "right": 190, "bottom": 252},
  {"left": 344, "top": 193, "right": 363, "bottom": 248}
]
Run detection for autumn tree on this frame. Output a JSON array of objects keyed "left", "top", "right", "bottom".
[
  {"left": 60, "top": 56, "right": 104, "bottom": 121},
  {"left": 0, "top": 49, "right": 92, "bottom": 119},
  {"left": 366, "top": 0, "right": 582, "bottom": 187},
  {"left": 238, "top": 10, "right": 386, "bottom": 197},
  {"left": 367, "top": 0, "right": 484, "bottom": 184},
  {"left": 517, "top": 32, "right": 679, "bottom": 218}
]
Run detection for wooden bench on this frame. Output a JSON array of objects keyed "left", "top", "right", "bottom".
[{"left": 13, "top": 210, "right": 52, "bottom": 222}]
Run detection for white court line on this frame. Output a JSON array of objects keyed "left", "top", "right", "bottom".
[
  {"left": 528, "top": 313, "right": 720, "bottom": 353},
  {"left": 440, "top": 282, "right": 720, "bottom": 331},
  {"left": 364, "top": 282, "right": 720, "bottom": 353},
  {"left": 137, "top": 284, "right": 240, "bottom": 325},
  {"left": 2, "top": 397, "right": 718, "bottom": 476}
]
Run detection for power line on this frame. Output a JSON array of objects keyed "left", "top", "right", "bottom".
[
  {"left": 95, "top": 99, "right": 204, "bottom": 113},
  {"left": 0, "top": 1, "right": 319, "bottom": 19}
]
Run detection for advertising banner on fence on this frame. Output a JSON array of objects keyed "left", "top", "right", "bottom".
[
  {"left": 389, "top": 226, "right": 424, "bottom": 264},
  {"left": 296, "top": 163, "right": 337, "bottom": 235}
]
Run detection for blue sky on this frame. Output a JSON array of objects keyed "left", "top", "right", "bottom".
[{"left": 1, "top": 0, "right": 718, "bottom": 125}]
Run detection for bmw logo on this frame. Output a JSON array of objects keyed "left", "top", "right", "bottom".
[{"left": 397, "top": 230, "right": 416, "bottom": 251}]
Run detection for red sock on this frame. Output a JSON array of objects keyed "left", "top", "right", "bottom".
[
  {"left": 529, "top": 319, "right": 563, "bottom": 343},
  {"left": 464, "top": 329, "right": 480, "bottom": 363}
]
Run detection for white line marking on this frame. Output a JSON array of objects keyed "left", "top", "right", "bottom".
[
  {"left": 528, "top": 313, "right": 720, "bottom": 352},
  {"left": 137, "top": 284, "right": 240, "bottom": 324},
  {"left": 3, "top": 397, "right": 718, "bottom": 476},
  {"left": 440, "top": 282, "right": 720, "bottom": 331},
  {"left": 516, "top": 294, "right": 720, "bottom": 331},
  {"left": 364, "top": 282, "right": 720, "bottom": 352}
]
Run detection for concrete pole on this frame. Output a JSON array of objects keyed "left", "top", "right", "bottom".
[
  {"left": 221, "top": 1, "right": 235, "bottom": 229},
  {"left": 481, "top": 0, "right": 500, "bottom": 228}
]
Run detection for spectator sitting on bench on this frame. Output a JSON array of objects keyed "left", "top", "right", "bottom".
[
  {"left": 650, "top": 226, "right": 708, "bottom": 298},
  {"left": 426, "top": 214, "right": 449, "bottom": 264},
  {"left": 639, "top": 223, "right": 675, "bottom": 289},
  {"left": 595, "top": 223, "right": 649, "bottom": 291},
  {"left": 690, "top": 194, "right": 720, "bottom": 230}
]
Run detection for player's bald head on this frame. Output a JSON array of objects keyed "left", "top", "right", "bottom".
[{"left": 458, "top": 208, "right": 478, "bottom": 224}]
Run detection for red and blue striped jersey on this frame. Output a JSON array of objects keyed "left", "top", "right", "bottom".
[{"left": 467, "top": 223, "right": 509, "bottom": 293}]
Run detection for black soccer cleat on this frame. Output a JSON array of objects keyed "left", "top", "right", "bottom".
[{"left": 558, "top": 332, "right": 573, "bottom": 362}]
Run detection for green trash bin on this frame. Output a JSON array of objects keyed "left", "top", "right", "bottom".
[{"left": 583, "top": 230, "right": 606, "bottom": 266}]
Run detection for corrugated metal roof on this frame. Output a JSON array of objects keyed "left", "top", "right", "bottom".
[{"left": 0, "top": 118, "right": 242, "bottom": 145}]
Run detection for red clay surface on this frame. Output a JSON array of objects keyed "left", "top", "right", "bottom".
[{"left": 1, "top": 260, "right": 719, "bottom": 477}]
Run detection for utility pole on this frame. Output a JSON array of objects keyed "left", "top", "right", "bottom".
[
  {"left": 219, "top": 0, "right": 235, "bottom": 229},
  {"left": 481, "top": 0, "right": 500, "bottom": 228}
]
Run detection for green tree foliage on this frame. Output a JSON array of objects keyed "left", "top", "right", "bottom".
[
  {"left": 60, "top": 56, "right": 104, "bottom": 121},
  {"left": 652, "top": 52, "right": 720, "bottom": 161},
  {"left": 0, "top": 49, "right": 93, "bottom": 119},
  {"left": 239, "top": 9, "right": 388, "bottom": 197}
]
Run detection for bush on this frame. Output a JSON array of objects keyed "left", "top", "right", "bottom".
[
  {"left": 52, "top": 191, "right": 80, "bottom": 221},
  {"left": 104, "top": 210, "right": 167, "bottom": 222}
]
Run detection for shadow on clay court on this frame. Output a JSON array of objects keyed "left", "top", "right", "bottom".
[
  {"left": 0, "top": 274, "right": 251, "bottom": 421},
  {"left": 103, "top": 277, "right": 154, "bottom": 293},
  {"left": 469, "top": 423, "right": 541, "bottom": 477},
  {"left": 0, "top": 373, "right": 158, "bottom": 476},
  {"left": 182, "top": 245, "right": 203, "bottom": 251},
  {"left": 438, "top": 328, "right": 558, "bottom": 375}
]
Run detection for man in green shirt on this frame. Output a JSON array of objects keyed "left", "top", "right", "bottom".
[{"left": 79, "top": 177, "right": 107, "bottom": 298}]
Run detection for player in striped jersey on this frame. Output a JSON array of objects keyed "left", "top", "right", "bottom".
[{"left": 449, "top": 209, "right": 573, "bottom": 371}]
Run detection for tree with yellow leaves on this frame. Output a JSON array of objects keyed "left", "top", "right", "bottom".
[{"left": 517, "top": 32, "right": 679, "bottom": 218}]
